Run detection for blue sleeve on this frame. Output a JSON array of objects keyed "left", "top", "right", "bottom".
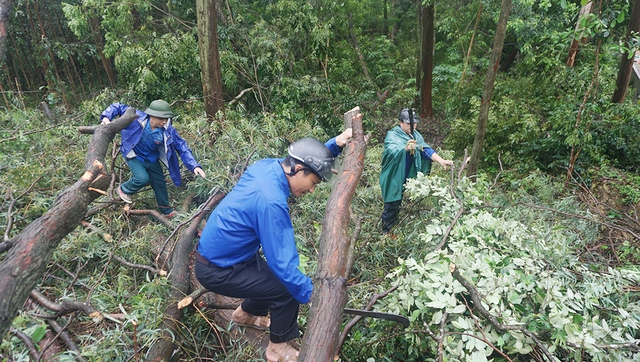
[
  {"left": 257, "top": 198, "right": 313, "bottom": 304},
  {"left": 421, "top": 146, "right": 436, "bottom": 159},
  {"left": 324, "top": 137, "right": 343, "bottom": 157},
  {"left": 168, "top": 126, "right": 201, "bottom": 171},
  {"left": 100, "top": 103, "right": 130, "bottom": 123}
]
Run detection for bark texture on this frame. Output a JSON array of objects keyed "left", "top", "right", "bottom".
[
  {"left": 299, "top": 112, "right": 367, "bottom": 361},
  {"left": 196, "top": 0, "right": 224, "bottom": 120},
  {"left": 0, "top": 108, "right": 136, "bottom": 339},
  {"left": 466, "top": 0, "right": 512, "bottom": 177},
  {"left": 0, "top": 0, "right": 12, "bottom": 63},
  {"left": 145, "top": 192, "right": 226, "bottom": 361},
  {"left": 611, "top": 0, "right": 640, "bottom": 103}
]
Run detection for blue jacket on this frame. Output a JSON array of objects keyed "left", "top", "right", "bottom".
[
  {"left": 198, "top": 138, "right": 343, "bottom": 304},
  {"left": 100, "top": 103, "right": 201, "bottom": 186}
]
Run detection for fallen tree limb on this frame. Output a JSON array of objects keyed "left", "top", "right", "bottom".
[
  {"left": 145, "top": 192, "right": 225, "bottom": 361},
  {"left": 0, "top": 108, "right": 137, "bottom": 339},
  {"left": 29, "top": 290, "right": 102, "bottom": 321},
  {"left": 46, "top": 319, "right": 88, "bottom": 362}
]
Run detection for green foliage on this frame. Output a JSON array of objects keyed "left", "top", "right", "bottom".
[{"left": 376, "top": 172, "right": 640, "bottom": 361}]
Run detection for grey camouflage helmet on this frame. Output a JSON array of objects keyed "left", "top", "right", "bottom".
[
  {"left": 398, "top": 108, "right": 420, "bottom": 123},
  {"left": 287, "top": 138, "right": 335, "bottom": 181}
]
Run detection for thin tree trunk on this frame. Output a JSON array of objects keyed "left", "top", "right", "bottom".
[
  {"left": 299, "top": 112, "right": 367, "bottom": 361},
  {"left": 460, "top": 3, "right": 482, "bottom": 84},
  {"left": 196, "top": 0, "right": 224, "bottom": 122},
  {"left": 420, "top": 3, "right": 434, "bottom": 119},
  {"left": 0, "top": 108, "right": 137, "bottom": 339},
  {"left": 0, "top": 0, "right": 12, "bottom": 64},
  {"left": 612, "top": 0, "right": 640, "bottom": 103},
  {"left": 467, "top": 0, "right": 512, "bottom": 177},
  {"left": 566, "top": 2, "right": 593, "bottom": 67}
]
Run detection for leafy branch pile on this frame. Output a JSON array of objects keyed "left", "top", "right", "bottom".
[{"left": 377, "top": 173, "right": 640, "bottom": 361}]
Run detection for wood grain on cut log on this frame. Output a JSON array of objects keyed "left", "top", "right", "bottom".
[
  {"left": 299, "top": 110, "right": 367, "bottom": 361},
  {"left": 0, "top": 109, "right": 136, "bottom": 339}
]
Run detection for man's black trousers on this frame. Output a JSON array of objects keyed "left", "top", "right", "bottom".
[{"left": 195, "top": 252, "right": 300, "bottom": 343}]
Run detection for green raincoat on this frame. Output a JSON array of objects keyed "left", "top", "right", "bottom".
[{"left": 379, "top": 126, "right": 432, "bottom": 203}]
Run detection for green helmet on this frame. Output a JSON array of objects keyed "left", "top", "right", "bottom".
[
  {"left": 287, "top": 138, "right": 335, "bottom": 181},
  {"left": 145, "top": 100, "right": 175, "bottom": 119}
]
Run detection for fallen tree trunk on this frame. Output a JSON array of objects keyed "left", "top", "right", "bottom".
[
  {"left": 299, "top": 110, "right": 367, "bottom": 361},
  {"left": 145, "top": 192, "right": 226, "bottom": 361},
  {"left": 0, "top": 108, "right": 136, "bottom": 339}
]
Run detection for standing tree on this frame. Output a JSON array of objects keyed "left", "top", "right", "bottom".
[
  {"left": 196, "top": 0, "right": 224, "bottom": 121},
  {"left": 0, "top": 0, "right": 13, "bottom": 63},
  {"left": 566, "top": 1, "right": 593, "bottom": 67},
  {"left": 611, "top": 0, "right": 640, "bottom": 103},
  {"left": 419, "top": 0, "right": 435, "bottom": 119},
  {"left": 466, "top": 0, "right": 512, "bottom": 177}
]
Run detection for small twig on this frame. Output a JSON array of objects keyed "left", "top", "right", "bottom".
[
  {"left": 29, "top": 290, "right": 103, "bottom": 321},
  {"left": 460, "top": 294, "right": 514, "bottom": 361},
  {"left": 436, "top": 311, "right": 448, "bottom": 362},
  {"left": 435, "top": 166, "right": 464, "bottom": 251},
  {"left": 45, "top": 319, "right": 88, "bottom": 362},
  {"left": 458, "top": 149, "right": 469, "bottom": 179},
  {"left": 10, "top": 328, "right": 39, "bottom": 359},
  {"left": 228, "top": 86, "right": 256, "bottom": 106},
  {"left": 4, "top": 175, "right": 43, "bottom": 242},
  {"left": 127, "top": 209, "right": 173, "bottom": 228},
  {"left": 484, "top": 153, "right": 503, "bottom": 205},
  {"left": 112, "top": 254, "right": 163, "bottom": 276}
]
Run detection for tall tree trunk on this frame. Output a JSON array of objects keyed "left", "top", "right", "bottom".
[
  {"left": 566, "top": 2, "right": 593, "bottom": 67},
  {"left": 467, "top": 0, "right": 512, "bottom": 177},
  {"left": 611, "top": 0, "right": 640, "bottom": 103},
  {"left": 420, "top": 3, "right": 434, "bottom": 119},
  {"left": 0, "top": 0, "right": 12, "bottom": 64},
  {"left": 196, "top": 0, "right": 224, "bottom": 121},
  {"left": 0, "top": 109, "right": 137, "bottom": 339},
  {"left": 299, "top": 112, "right": 367, "bottom": 361}
]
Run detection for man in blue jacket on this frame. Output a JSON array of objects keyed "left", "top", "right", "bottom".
[
  {"left": 195, "top": 129, "right": 352, "bottom": 362},
  {"left": 100, "top": 100, "right": 205, "bottom": 217}
]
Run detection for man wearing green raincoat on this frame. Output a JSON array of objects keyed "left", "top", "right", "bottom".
[{"left": 379, "top": 108, "right": 454, "bottom": 233}]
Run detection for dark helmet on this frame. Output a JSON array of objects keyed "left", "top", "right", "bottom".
[
  {"left": 398, "top": 108, "right": 420, "bottom": 123},
  {"left": 145, "top": 99, "right": 175, "bottom": 118},
  {"left": 288, "top": 137, "right": 335, "bottom": 181}
]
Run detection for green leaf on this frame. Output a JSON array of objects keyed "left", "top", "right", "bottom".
[{"left": 32, "top": 324, "right": 47, "bottom": 343}]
